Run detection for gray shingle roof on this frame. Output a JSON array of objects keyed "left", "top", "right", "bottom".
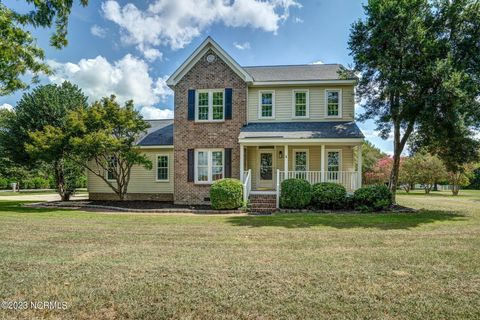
[
  {"left": 243, "top": 64, "right": 353, "bottom": 82},
  {"left": 239, "top": 122, "right": 364, "bottom": 139},
  {"left": 137, "top": 119, "right": 174, "bottom": 146}
]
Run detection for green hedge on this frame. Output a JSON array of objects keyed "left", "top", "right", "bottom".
[
  {"left": 280, "top": 178, "right": 312, "bottom": 209},
  {"left": 0, "top": 178, "right": 8, "bottom": 189},
  {"left": 312, "top": 182, "right": 347, "bottom": 209},
  {"left": 210, "top": 178, "right": 243, "bottom": 210},
  {"left": 353, "top": 185, "right": 393, "bottom": 212}
]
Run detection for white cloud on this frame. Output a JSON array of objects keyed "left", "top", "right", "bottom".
[
  {"left": 47, "top": 54, "right": 172, "bottom": 107},
  {"left": 90, "top": 25, "right": 107, "bottom": 38},
  {"left": 294, "top": 17, "right": 303, "bottom": 23},
  {"left": 311, "top": 60, "right": 324, "bottom": 65},
  {"left": 101, "top": 0, "right": 301, "bottom": 58},
  {"left": 0, "top": 103, "right": 13, "bottom": 111},
  {"left": 234, "top": 41, "right": 250, "bottom": 50},
  {"left": 139, "top": 106, "right": 173, "bottom": 119}
]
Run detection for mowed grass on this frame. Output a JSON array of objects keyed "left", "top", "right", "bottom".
[{"left": 0, "top": 191, "right": 479, "bottom": 319}]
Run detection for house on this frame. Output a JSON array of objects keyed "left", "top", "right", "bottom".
[{"left": 87, "top": 37, "right": 364, "bottom": 209}]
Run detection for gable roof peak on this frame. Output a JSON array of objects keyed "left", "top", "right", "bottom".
[{"left": 166, "top": 36, "right": 252, "bottom": 87}]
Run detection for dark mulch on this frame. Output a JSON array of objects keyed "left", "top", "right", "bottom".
[{"left": 87, "top": 200, "right": 213, "bottom": 210}]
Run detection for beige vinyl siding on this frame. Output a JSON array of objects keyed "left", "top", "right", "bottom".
[
  {"left": 245, "top": 145, "right": 355, "bottom": 190},
  {"left": 247, "top": 85, "right": 354, "bottom": 122},
  {"left": 87, "top": 148, "right": 174, "bottom": 194}
]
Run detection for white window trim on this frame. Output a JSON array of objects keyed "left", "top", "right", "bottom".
[
  {"left": 106, "top": 156, "right": 117, "bottom": 181},
  {"left": 325, "top": 89, "right": 343, "bottom": 118},
  {"left": 195, "top": 89, "right": 225, "bottom": 122},
  {"left": 293, "top": 149, "right": 309, "bottom": 171},
  {"left": 326, "top": 149, "right": 343, "bottom": 172},
  {"left": 292, "top": 89, "right": 310, "bottom": 119},
  {"left": 155, "top": 154, "right": 170, "bottom": 182},
  {"left": 194, "top": 149, "right": 225, "bottom": 184},
  {"left": 258, "top": 90, "right": 275, "bottom": 119}
]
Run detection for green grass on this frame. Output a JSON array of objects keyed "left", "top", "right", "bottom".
[
  {"left": 0, "top": 191, "right": 479, "bottom": 319},
  {"left": 0, "top": 189, "right": 87, "bottom": 196}
]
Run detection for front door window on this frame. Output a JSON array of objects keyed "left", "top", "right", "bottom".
[{"left": 260, "top": 152, "right": 273, "bottom": 180}]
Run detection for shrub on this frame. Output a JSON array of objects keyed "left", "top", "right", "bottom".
[
  {"left": 0, "top": 178, "right": 8, "bottom": 189},
  {"left": 311, "top": 182, "right": 347, "bottom": 209},
  {"left": 280, "top": 178, "right": 312, "bottom": 209},
  {"left": 20, "top": 179, "right": 35, "bottom": 189},
  {"left": 353, "top": 185, "right": 393, "bottom": 212},
  {"left": 210, "top": 178, "right": 243, "bottom": 210},
  {"left": 31, "top": 177, "right": 50, "bottom": 189}
]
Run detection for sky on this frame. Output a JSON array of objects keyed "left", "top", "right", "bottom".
[{"left": 0, "top": 0, "right": 392, "bottom": 154}]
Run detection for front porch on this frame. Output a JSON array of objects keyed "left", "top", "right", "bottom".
[{"left": 240, "top": 143, "right": 363, "bottom": 208}]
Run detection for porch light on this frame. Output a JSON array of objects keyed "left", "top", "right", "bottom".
[{"left": 279, "top": 150, "right": 283, "bottom": 159}]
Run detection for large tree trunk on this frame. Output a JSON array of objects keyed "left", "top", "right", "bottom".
[{"left": 388, "top": 144, "right": 401, "bottom": 203}]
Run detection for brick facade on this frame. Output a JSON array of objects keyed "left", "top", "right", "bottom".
[{"left": 173, "top": 49, "right": 247, "bottom": 204}]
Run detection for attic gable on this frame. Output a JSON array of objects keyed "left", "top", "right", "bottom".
[{"left": 166, "top": 37, "right": 252, "bottom": 87}]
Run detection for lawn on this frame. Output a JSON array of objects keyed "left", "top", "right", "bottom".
[{"left": 0, "top": 190, "right": 479, "bottom": 319}]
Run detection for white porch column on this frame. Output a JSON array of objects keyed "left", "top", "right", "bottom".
[
  {"left": 321, "top": 144, "right": 325, "bottom": 182},
  {"left": 284, "top": 144, "right": 289, "bottom": 179},
  {"left": 357, "top": 144, "right": 363, "bottom": 188},
  {"left": 240, "top": 144, "right": 245, "bottom": 182}
]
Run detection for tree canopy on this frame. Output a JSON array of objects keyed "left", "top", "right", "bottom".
[{"left": 0, "top": 1, "right": 88, "bottom": 95}]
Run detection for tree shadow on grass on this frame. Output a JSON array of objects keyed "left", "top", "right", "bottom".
[
  {"left": 0, "top": 201, "right": 75, "bottom": 214},
  {"left": 226, "top": 210, "right": 466, "bottom": 230}
]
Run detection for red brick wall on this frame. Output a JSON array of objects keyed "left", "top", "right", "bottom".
[{"left": 173, "top": 49, "right": 247, "bottom": 204}]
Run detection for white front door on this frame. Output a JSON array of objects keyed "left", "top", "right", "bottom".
[{"left": 258, "top": 150, "right": 275, "bottom": 189}]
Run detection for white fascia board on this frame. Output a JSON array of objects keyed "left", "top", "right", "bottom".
[
  {"left": 238, "top": 138, "right": 364, "bottom": 145},
  {"left": 137, "top": 145, "right": 174, "bottom": 149}
]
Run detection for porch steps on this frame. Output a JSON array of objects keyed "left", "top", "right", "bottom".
[{"left": 248, "top": 194, "right": 277, "bottom": 214}]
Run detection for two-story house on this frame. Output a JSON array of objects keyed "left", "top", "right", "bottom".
[{"left": 87, "top": 37, "right": 364, "bottom": 209}]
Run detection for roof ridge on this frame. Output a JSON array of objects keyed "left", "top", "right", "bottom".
[{"left": 242, "top": 63, "right": 342, "bottom": 68}]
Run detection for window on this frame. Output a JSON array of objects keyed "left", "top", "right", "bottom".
[
  {"left": 259, "top": 91, "right": 275, "bottom": 118},
  {"left": 106, "top": 156, "right": 117, "bottom": 181},
  {"left": 195, "top": 149, "right": 224, "bottom": 184},
  {"left": 196, "top": 90, "right": 224, "bottom": 121},
  {"left": 156, "top": 155, "right": 169, "bottom": 181},
  {"left": 327, "top": 150, "right": 341, "bottom": 181},
  {"left": 294, "top": 150, "right": 308, "bottom": 179},
  {"left": 293, "top": 90, "right": 309, "bottom": 118},
  {"left": 325, "top": 89, "right": 342, "bottom": 117}
]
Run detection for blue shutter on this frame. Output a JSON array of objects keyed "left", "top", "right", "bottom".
[
  {"left": 187, "top": 149, "right": 194, "bottom": 182},
  {"left": 225, "top": 88, "right": 233, "bottom": 120},
  {"left": 224, "top": 148, "right": 232, "bottom": 178},
  {"left": 188, "top": 89, "right": 195, "bottom": 120}
]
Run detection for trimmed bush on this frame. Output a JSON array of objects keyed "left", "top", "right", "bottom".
[
  {"left": 0, "top": 178, "right": 8, "bottom": 189},
  {"left": 210, "top": 178, "right": 243, "bottom": 210},
  {"left": 31, "top": 177, "right": 50, "bottom": 189},
  {"left": 280, "top": 178, "right": 312, "bottom": 209},
  {"left": 311, "top": 182, "right": 347, "bottom": 209},
  {"left": 353, "top": 185, "right": 393, "bottom": 212}
]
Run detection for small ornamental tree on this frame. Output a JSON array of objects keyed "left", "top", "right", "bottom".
[
  {"left": 364, "top": 157, "right": 392, "bottom": 186},
  {"left": 399, "top": 157, "right": 418, "bottom": 193},
  {"left": 415, "top": 154, "right": 447, "bottom": 194},
  {"left": 446, "top": 163, "right": 476, "bottom": 196},
  {"left": 68, "top": 96, "right": 151, "bottom": 200}
]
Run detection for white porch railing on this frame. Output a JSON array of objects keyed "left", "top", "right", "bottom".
[
  {"left": 242, "top": 169, "right": 252, "bottom": 204},
  {"left": 277, "top": 170, "right": 359, "bottom": 192}
]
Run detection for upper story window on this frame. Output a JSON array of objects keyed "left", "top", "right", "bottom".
[
  {"left": 325, "top": 89, "right": 342, "bottom": 118},
  {"left": 195, "top": 149, "right": 224, "bottom": 184},
  {"left": 258, "top": 91, "right": 275, "bottom": 119},
  {"left": 293, "top": 90, "right": 309, "bottom": 118},
  {"left": 196, "top": 90, "right": 224, "bottom": 122},
  {"left": 156, "top": 155, "right": 169, "bottom": 182}
]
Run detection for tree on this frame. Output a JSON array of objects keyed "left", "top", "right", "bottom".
[
  {"left": 42, "top": 95, "right": 151, "bottom": 200},
  {"left": 364, "top": 156, "right": 392, "bottom": 186},
  {"left": 356, "top": 140, "right": 386, "bottom": 181},
  {"left": 399, "top": 157, "right": 418, "bottom": 193},
  {"left": 414, "top": 154, "right": 447, "bottom": 194},
  {"left": 446, "top": 163, "right": 476, "bottom": 196},
  {"left": 466, "top": 166, "right": 480, "bottom": 190},
  {"left": 348, "top": 0, "right": 480, "bottom": 202},
  {"left": 2, "top": 82, "right": 88, "bottom": 200},
  {"left": 1, "top": 1, "right": 88, "bottom": 95}
]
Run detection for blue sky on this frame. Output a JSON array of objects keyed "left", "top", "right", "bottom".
[{"left": 1, "top": 0, "right": 390, "bottom": 153}]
